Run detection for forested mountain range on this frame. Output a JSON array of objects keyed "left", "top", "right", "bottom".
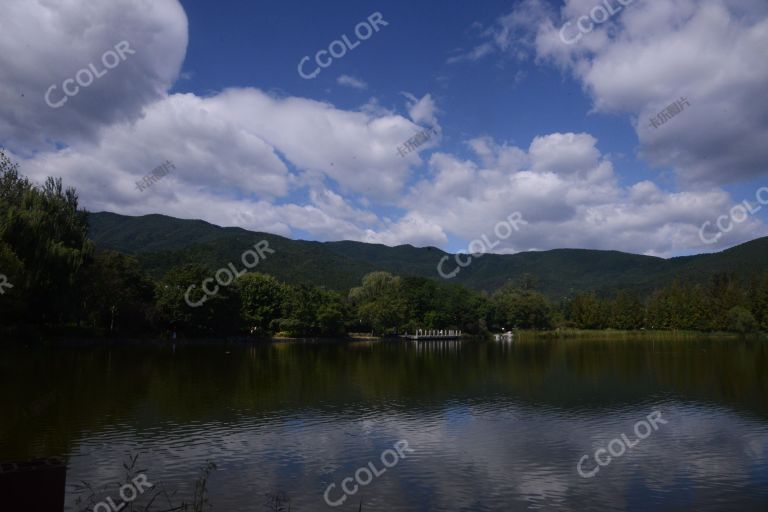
[{"left": 88, "top": 212, "right": 768, "bottom": 299}]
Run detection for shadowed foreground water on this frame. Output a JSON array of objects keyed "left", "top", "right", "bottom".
[{"left": 1, "top": 337, "right": 767, "bottom": 511}]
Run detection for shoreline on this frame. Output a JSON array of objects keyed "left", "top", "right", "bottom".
[
  {"left": 1, "top": 329, "right": 764, "bottom": 347},
  {"left": 513, "top": 329, "right": 766, "bottom": 340}
]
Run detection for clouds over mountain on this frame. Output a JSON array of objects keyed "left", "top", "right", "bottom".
[
  {"left": 1, "top": 0, "right": 766, "bottom": 256},
  {"left": 401, "top": 131, "right": 763, "bottom": 256}
]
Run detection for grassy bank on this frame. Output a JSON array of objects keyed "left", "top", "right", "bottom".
[{"left": 511, "top": 329, "right": 760, "bottom": 341}]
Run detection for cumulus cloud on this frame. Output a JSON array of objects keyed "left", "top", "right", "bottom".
[
  {"left": 2, "top": 0, "right": 765, "bottom": 257},
  {"left": 461, "top": 0, "right": 768, "bottom": 186},
  {"left": 364, "top": 212, "right": 448, "bottom": 248},
  {"left": 402, "top": 92, "right": 440, "bottom": 129},
  {"left": 15, "top": 87, "right": 445, "bottom": 242},
  {"left": 0, "top": 0, "right": 187, "bottom": 152},
  {"left": 0, "top": 0, "right": 440, "bottom": 245},
  {"left": 401, "top": 132, "right": 765, "bottom": 256}
]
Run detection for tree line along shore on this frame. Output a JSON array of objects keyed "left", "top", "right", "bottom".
[{"left": 2, "top": 151, "right": 767, "bottom": 341}]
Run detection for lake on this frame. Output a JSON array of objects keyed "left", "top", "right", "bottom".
[{"left": 2, "top": 337, "right": 768, "bottom": 511}]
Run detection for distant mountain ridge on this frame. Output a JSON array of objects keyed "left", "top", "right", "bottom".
[{"left": 87, "top": 211, "right": 768, "bottom": 298}]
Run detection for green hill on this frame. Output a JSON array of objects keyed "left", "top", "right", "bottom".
[{"left": 87, "top": 211, "right": 768, "bottom": 298}]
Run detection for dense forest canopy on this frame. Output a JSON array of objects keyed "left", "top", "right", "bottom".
[
  {"left": 86, "top": 211, "right": 768, "bottom": 300},
  {"left": 1, "top": 150, "right": 767, "bottom": 339}
]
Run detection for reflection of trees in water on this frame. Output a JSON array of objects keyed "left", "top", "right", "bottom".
[
  {"left": 3, "top": 338, "right": 767, "bottom": 459},
  {"left": 413, "top": 340, "right": 464, "bottom": 354}
]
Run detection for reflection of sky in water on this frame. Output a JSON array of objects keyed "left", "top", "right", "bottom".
[
  {"left": 63, "top": 401, "right": 768, "bottom": 511},
  {"left": 3, "top": 339, "right": 765, "bottom": 511}
]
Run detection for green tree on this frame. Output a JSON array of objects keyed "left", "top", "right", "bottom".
[
  {"left": 748, "top": 273, "right": 768, "bottom": 331},
  {"left": 316, "top": 298, "right": 346, "bottom": 336},
  {"left": 0, "top": 240, "right": 24, "bottom": 326},
  {"left": 80, "top": 250, "right": 156, "bottom": 335},
  {"left": 236, "top": 272, "right": 287, "bottom": 336},
  {"left": 727, "top": 306, "right": 758, "bottom": 333},
  {"left": 155, "top": 264, "right": 241, "bottom": 336},
  {"left": 349, "top": 272, "right": 407, "bottom": 335},
  {"left": 608, "top": 291, "right": 644, "bottom": 329},
  {"left": 491, "top": 283, "right": 552, "bottom": 330},
  {"left": 568, "top": 292, "right": 605, "bottom": 329},
  {"left": 0, "top": 150, "right": 92, "bottom": 327},
  {"left": 278, "top": 284, "right": 347, "bottom": 337}
]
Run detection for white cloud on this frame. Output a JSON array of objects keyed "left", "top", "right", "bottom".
[
  {"left": 0, "top": 0, "right": 187, "bottom": 152},
  {"left": 446, "top": 42, "right": 495, "bottom": 64},
  {"left": 447, "top": 0, "right": 553, "bottom": 64},
  {"left": 489, "top": 0, "right": 768, "bottom": 187},
  {"left": 336, "top": 74, "right": 368, "bottom": 90},
  {"left": 2, "top": 0, "right": 766, "bottom": 257},
  {"left": 0, "top": 0, "right": 441, "bottom": 246},
  {"left": 401, "top": 92, "right": 440, "bottom": 129},
  {"left": 401, "top": 132, "right": 765, "bottom": 256},
  {"left": 17, "top": 87, "right": 439, "bottom": 208},
  {"left": 364, "top": 212, "right": 448, "bottom": 248}
]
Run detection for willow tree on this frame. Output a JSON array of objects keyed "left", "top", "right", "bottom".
[
  {"left": 348, "top": 271, "right": 408, "bottom": 335},
  {"left": 0, "top": 150, "right": 92, "bottom": 327}
]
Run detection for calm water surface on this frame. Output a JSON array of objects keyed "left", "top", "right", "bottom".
[{"left": 2, "top": 337, "right": 768, "bottom": 511}]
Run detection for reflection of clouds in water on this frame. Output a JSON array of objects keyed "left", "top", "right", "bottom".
[
  {"left": 64, "top": 402, "right": 768, "bottom": 511},
  {"left": 618, "top": 406, "right": 768, "bottom": 498},
  {"left": 517, "top": 470, "right": 570, "bottom": 507},
  {"left": 747, "top": 435, "right": 768, "bottom": 459}
]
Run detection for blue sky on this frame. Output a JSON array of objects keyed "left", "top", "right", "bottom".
[
  {"left": 1, "top": 0, "right": 767, "bottom": 256},
  {"left": 178, "top": 0, "right": 635, "bottom": 176}
]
